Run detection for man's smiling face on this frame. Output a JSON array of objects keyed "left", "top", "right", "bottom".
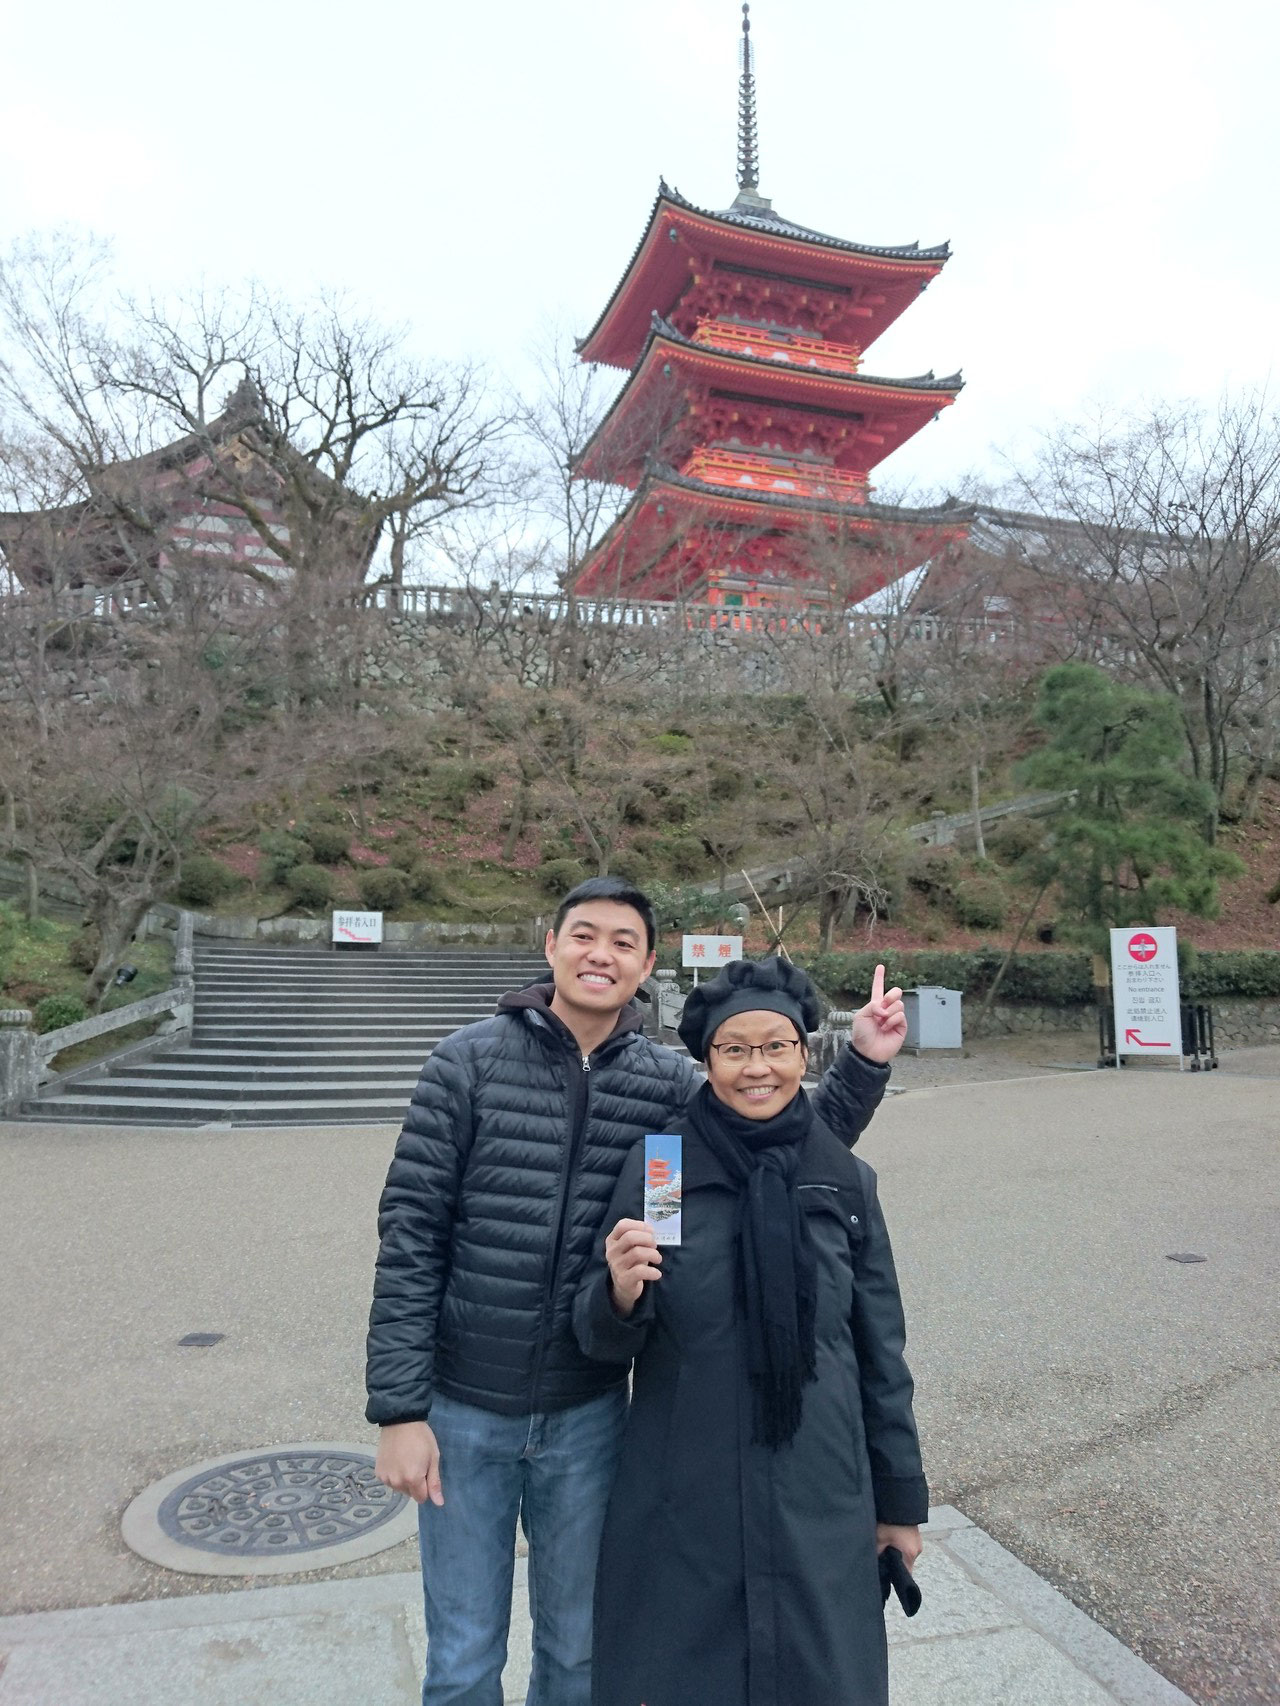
[{"left": 545, "top": 901, "right": 656, "bottom": 1019}]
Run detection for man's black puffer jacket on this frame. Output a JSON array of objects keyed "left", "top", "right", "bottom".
[{"left": 365, "top": 983, "right": 888, "bottom": 1424}]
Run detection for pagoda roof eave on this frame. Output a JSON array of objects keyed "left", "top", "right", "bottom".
[
  {"left": 662, "top": 181, "right": 950, "bottom": 263},
  {"left": 577, "top": 186, "right": 951, "bottom": 369},
  {"left": 572, "top": 469, "right": 972, "bottom": 596},
  {"left": 575, "top": 320, "right": 962, "bottom": 482},
  {"left": 646, "top": 464, "right": 973, "bottom": 527}
]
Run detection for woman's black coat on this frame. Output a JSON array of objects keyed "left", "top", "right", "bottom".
[{"left": 574, "top": 1105, "right": 927, "bottom": 1706}]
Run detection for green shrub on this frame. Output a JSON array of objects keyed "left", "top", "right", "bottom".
[
  {"left": 800, "top": 948, "right": 1280, "bottom": 1007},
  {"left": 408, "top": 861, "right": 450, "bottom": 904},
  {"left": 34, "top": 993, "right": 88, "bottom": 1034},
  {"left": 303, "top": 825, "right": 350, "bottom": 865},
  {"left": 654, "top": 731, "right": 694, "bottom": 755},
  {"left": 539, "top": 857, "right": 589, "bottom": 897},
  {"left": 646, "top": 881, "right": 727, "bottom": 933},
  {"left": 260, "top": 830, "right": 310, "bottom": 885},
  {"left": 176, "top": 854, "right": 238, "bottom": 905},
  {"left": 906, "top": 849, "right": 957, "bottom": 899},
  {"left": 609, "top": 848, "right": 650, "bottom": 884},
  {"left": 425, "top": 762, "right": 495, "bottom": 815},
  {"left": 801, "top": 950, "right": 1096, "bottom": 1007},
  {"left": 1186, "top": 951, "right": 1280, "bottom": 1000},
  {"left": 68, "top": 927, "right": 102, "bottom": 974},
  {"left": 987, "top": 818, "right": 1046, "bottom": 866},
  {"left": 655, "top": 833, "right": 705, "bottom": 878},
  {"left": 359, "top": 866, "right": 411, "bottom": 911},
  {"left": 659, "top": 792, "right": 696, "bottom": 827},
  {"left": 952, "top": 878, "right": 1007, "bottom": 931},
  {"left": 285, "top": 863, "right": 335, "bottom": 909}
]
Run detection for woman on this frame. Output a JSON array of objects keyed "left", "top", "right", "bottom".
[{"left": 574, "top": 956, "right": 923, "bottom": 1706}]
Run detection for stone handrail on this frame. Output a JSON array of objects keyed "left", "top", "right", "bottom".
[
  {"left": 2, "top": 575, "right": 1021, "bottom": 647},
  {"left": 31, "top": 984, "right": 194, "bottom": 1067},
  {"left": 0, "top": 973, "right": 195, "bottom": 1115}
]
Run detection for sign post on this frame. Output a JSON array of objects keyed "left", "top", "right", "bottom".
[
  {"left": 332, "top": 910, "right": 383, "bottom": 951},
  {"left": 681, "top": 934, "right": 744, "bottom": 987},
  {"left": 1109, "top": 927, "right": 1181, "bottom": 1066}
]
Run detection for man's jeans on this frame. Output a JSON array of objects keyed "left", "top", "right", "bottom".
[{"left": 417, "top": 1387, "right": 627, "bottom": 1706}]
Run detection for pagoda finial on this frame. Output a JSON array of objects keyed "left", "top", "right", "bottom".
[{"left": 736, "top": 3, "right": 760, "bottom": 193}]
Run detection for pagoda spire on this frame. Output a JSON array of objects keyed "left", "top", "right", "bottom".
[{"left": 736, "top": 4, "right": 759, "bottom": 192}]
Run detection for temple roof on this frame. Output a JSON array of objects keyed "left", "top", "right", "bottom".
[
  {"left": 576, "top": 316, "right": 961, "bottom": 483},
  {"left": 578, "top": 186, "right": 952, "bottom": 369},
  {"left": 667, "top": 182, "right": 951, "bottom": 264},
  {"left": 572, "top": 464, "right": 970, "bottom": 598},
  {"left": 650, "top": 461, "right": 972, "bottom": 524}
]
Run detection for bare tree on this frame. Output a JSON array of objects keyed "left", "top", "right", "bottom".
[
  {"left": 0, "top": 234, "right": 513, "bottom": 605},
  {"left": 1014, "top": 392, "right": 1280, "bottom": 834}
]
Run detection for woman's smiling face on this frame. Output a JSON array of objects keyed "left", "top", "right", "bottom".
[{"left": 704, "top": 1009, "right": 808, "bottom": 1119}]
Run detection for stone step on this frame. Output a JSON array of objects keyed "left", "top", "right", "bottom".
[
  {"left": 115, "top": 1061, "right": 423, "bottom": 1082},
  {"left": 164, "top": 1048, "right": 431, "bottom": 1067},
  {"left": 25, "top": 943, "right": 563, "bottom": 1125},
  {"left": 23, "top": 1093, "right": 408, "bottom": 1124},
  {"left": 192, "top": 996, "right": 498, "bottom": 1009},
  {"left": 56, "top": 1076, "right": 417, "bottom": 1103}
]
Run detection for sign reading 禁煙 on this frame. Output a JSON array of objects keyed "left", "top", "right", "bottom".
[
  {"left": 681, "top": 934, "right": 744, "bottom": 970},
  {"left": 1109, "top": 926, "right": 1181, "bottom": 1061},
  {"left": 332, "top": 910, "right": 383, "bottom": 948}
]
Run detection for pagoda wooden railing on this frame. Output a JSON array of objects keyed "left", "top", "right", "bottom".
[
  {"left": 680, "top": 448, "right": 870, "bottom": 505},
  {"left": 692, "top": 319, "right": 862, "bottom": 376}
]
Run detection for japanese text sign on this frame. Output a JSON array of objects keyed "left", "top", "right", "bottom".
[
  {"left": 1109, "top": 927, "right": 1181, "bottom": 1059},
  {"left": 681, "top": 934, "right": 743, "bottom": 968}
]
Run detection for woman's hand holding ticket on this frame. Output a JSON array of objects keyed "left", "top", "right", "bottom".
[{"left": 605, "top": 1218, "right": 662, "bottom": 1317}]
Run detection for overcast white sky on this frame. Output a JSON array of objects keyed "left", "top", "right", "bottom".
[{"left": 2, "top": 0, "right": 1275, "bottom": 497}]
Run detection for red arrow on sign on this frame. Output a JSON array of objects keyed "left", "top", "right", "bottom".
[{"left": 1125, "top": 1029, "right": 1172, "bottom": 1047}]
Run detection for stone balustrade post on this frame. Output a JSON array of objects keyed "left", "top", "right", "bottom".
[{"left": 0, "top": 1010, "right": 38, "bottom": 1116}]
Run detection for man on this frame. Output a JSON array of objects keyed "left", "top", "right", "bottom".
[{"left": 368, "top": 876, "right": 906, "bottom": 1706}]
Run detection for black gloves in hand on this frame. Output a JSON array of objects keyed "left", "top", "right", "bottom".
[{"left": 878, "top": 1545, "right": 922, "bottom": 1618}]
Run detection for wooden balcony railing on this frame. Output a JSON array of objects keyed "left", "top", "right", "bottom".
[
  {"left": 691, "top": 319, "right": 862, "bottom": 376},
  {"left": 681, "top": 448, "right": 870, "bottom": 504}
]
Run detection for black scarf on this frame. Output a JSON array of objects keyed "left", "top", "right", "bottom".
[{"left": 686, "top": 1080, "right": 818, "bottom": 1450}]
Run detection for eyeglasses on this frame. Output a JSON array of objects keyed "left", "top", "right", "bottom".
[{"left": 708, "top": 1039, "right": 804, "bottom": 1063}]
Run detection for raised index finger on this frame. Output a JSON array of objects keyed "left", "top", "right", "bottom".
[{"left": 871, "top": 963, "right": 885, "bottom": 1005}]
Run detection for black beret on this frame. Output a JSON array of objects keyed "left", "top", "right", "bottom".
[{"left": 677, "top": 956, "right": 821, "bottom": 1062}]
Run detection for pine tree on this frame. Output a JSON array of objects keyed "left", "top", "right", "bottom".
[{"left": 1020, "top": 664, "right": 1241, "bottom": 952}]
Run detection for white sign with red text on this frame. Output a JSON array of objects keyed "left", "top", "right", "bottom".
[
  {"left": 332, "top": 910, "right": 383, "bottom": 946},
  {"left": 682, "top": 934, "right": 743, "bottom": 969},
  {"left": 1110, "top": 927, "right": 1181, "bottom": 1060}
]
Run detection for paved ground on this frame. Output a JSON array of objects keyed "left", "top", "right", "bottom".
[
  {"left": 0, "top": 1507, "right": 1194, "bottom": 1706},
  {"left": 1, "top": 1039, "right": 1276, "bottom": 1702}
]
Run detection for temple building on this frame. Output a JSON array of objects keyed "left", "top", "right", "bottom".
[
  {"left": 0, "top": 379, "right": 376, "bottom": 598},
  {"left": 572, "top": 4, "right": 969, "bottom": 614}
]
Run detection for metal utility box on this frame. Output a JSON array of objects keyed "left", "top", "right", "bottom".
[{"left": 903, "top": 986, "right": 963, "bottom": 1051}]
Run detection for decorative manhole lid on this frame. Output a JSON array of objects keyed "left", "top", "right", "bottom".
[{"left": 122, "top": 1442, "right": 417, "bottom": 1576}]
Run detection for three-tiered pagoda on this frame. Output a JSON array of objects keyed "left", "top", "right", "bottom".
[{"left": 572, "top": 4, "right": 968, "bottom": 614}]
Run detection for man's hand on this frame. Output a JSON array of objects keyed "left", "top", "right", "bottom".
[
  {"left": 605, "top": 1218, "right": 662, "bottom": 1317},
  {"left": 851, "top": 963, "right": 907, "bottom": 1065},
  {"left": 375, "top": 1420, "right": 444, "bottom": 1506},
  {"left": 875, "top": 1522, "right": 922, "bottom": 1569}
]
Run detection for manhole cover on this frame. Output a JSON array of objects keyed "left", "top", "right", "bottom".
[{"left": 122, "top": 1442, "right": 417, "bottom": 1576}]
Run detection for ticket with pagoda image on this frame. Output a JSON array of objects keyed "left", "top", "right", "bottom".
[{"left": 644, "top": 1135, "right": 682, "bottom": 1246}]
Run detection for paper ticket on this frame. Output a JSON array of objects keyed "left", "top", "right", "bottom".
[{"left": 644, "top": 1134, "right": 682, "bottom": 1246}]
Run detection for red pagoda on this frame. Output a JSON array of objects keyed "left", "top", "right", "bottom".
[{"left": 572, "top": 4, "right": 967, "bottom": 614}]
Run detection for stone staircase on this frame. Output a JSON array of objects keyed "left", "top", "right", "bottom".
[{"left": 26, "top": 944, "right": 552, "bottom": 1126}]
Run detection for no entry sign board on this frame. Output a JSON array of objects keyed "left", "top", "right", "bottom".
[{"left": 1109, "top": 927, "right": 1181, "bottom": 1060}]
